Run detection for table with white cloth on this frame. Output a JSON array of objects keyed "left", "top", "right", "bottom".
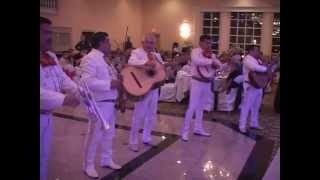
[
  {"left": 159, "top": 69, "right": 231, "bottom": 112},
  {"left": 174, "top": 70, "right": 228, "bottom": 111},
  {"left": 175, "top": 71, "right": 192, "bottom": 102},
  {"left": 212, "top": 76, "right": 228, "bottom": 111},
  {"left": 216, "top": 75, "right": 244, "bottom": 112}
]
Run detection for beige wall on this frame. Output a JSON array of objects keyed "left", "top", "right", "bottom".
[
  {"left": 142, "top": 0, "right": 279, "bottom": 55},
  {"left": 41, "top": 0, "right": 279, "bottom": 55},
  {"left": 41, "top": 0, "right": 142, "bottom": 49}
]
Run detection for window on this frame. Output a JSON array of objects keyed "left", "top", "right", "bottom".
[
  {"left": 272, "top": 13, "right": 280, "bottom": 54},
  {"left": 40, "top": 0, "right": 58, "bottom": 14},
  {"left": 52, "top": 27, "right": 72, "bottom": 52},
  {"left": 202, "top": 12, "right": 220, "bottom": 54},
  {"left": 229, "top": 12, "right": 263, "bottom": 54}
]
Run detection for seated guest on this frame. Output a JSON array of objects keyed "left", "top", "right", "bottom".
[
  {"left": 218, "top": 52, "right": 232, "bottom": 75},
  {"left": 172, "top": 47, "right": 191, "bottom": 78},
  {"left": 110, "top": 48, "right": 124, "bottom": 71},
  {"left": 124, "top": 47, "right": 134, "bottom": 63},
  {"left": 165, "top": 66, "right": 176, "bottom": 83},
  {"left": 180, "top": 61, "right": 191, "bottom": 74},
  {"left": 228, "top": 47, "right": 243, "bottom": 64},
  {"left": 124, "top": 36, "right": 133, "bottom": 50},
  {"left": 224, "top": 61, "right": 243, "bottom": 92},
  {"left": 161, "top": 50, "right": 171, "bottom": 62},
  {"left": 174, "top": 46, "right": 192, "bottom": 72},
  {"left": 218, "top": 50, "right": 244, "bottom": 111},
  {"left": 172, "top": 42, "right": 181, "bottom": 58}
]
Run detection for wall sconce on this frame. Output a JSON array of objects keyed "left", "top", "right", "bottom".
[{"left": 179, "top": 21, "right": 191, "bottom": 40}]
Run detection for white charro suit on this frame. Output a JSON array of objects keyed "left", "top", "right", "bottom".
[
  {"left": 80, "top": 49, "right": 119, "bottom": 169},
  {"left": 239, "top": 54, "right": 267, "bottom": 129},
  {"left": 128, "top": 48, "right": 164, "bottom": 145},
  {"left": 181, "top": 48, "right": 221, "bottom": 136},
  {"left": 40, "top": 51, "right": 78, "bottom": 180}
]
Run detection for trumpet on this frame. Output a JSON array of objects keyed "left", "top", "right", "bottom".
[{"left": 77, "top": 79, "right": 110, "bottom": 130}]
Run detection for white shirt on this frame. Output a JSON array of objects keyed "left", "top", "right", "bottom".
[
  {"left": 242, "top": 54, "right": 267, "bottom": 82},
  {"left": 128, "top": 48, "right": 164, "bottom": 66},
  {"left": 40, "top": 51, "right": 78, "bottom": 111},
  {"left": 190, "top": 47, "right": 222, "bottom": 78},
  {"left": 80, "top": 49, "right": 118, "bottom": 101}
]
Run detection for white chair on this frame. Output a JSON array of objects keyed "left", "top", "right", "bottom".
[{"left": 159, "top": 83, "right": 177, "bottom": 102}]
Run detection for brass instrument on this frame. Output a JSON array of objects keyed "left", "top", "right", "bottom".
[{"left": 77, "top": 80, "right": 110, "bottom": 130}]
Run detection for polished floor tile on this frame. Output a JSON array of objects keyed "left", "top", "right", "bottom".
[
  {"left": 49, "top": 105, "right": 276, "bottom": 180},
  {"left": 125, "top": 123, "right": 255, "bottom": 180},
  {"left": 48, "top": 116, "right": 161, "bottom": 180}
]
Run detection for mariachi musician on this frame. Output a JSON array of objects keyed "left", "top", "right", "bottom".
[
  {"left": 181, "top": 35, "right": 222, "bottom": 141},
  {"left": 238, "top": 45, "right": 267, "bottom": 133},
  {"left": 40, "top": 17, "right": 81, "bottom": 180},
  {"left": 127, "top": 33, "right": 164, "bottom": 152},
  {"left": 80, "top": 32, "right": 122, "bottom": 179}
]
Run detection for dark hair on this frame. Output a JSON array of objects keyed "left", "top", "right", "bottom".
[
  {"left": 172, "top": 42, "right": 179, "bottom": 48},
  {"left": 246, "top": 45, "right": 260, "bottom": 52},
  {"left": 91, "top": 32, "right": 108, "bottom": 49},
  {"left": 199, "top": 35, "right": 211, "bottom": 42},
  {"left": 40, "top": 16, "right": 51, "bottom": 26}
]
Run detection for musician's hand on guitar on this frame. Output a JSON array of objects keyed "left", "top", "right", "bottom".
[
  {"left": 111, "top": 79, "right": 122, "bottom": 90},
  {"left": 63, "top": 93, "right": 81, "bottom": 107},
  {"left": 211, "top": 62, "right": 220, "bottom": 69}
]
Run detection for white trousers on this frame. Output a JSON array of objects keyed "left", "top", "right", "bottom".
[
  {"left": 129, "top": 89, "right": 159, "bottom": 145},
  {"left": 40, "top": 114, "right": 53, "bottom": 180},
  {"left": 182, "top": 79, "right": 212, "bottom": 134},
  {"left": 83, "top": 102, "right": 116, "bottom": 169},
  {"left": 239, "top": 83, "right": 263, "bottom": 129}
]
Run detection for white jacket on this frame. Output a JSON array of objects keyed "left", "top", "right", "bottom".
[
  {"left": 242, "top": 54, "right": 267, "bottom": 82},
  {"left": 40, "top": 51, "right": 78, "bottom": 112},
  {"left": 80, "top": 49, "right": 118, "bottom": 101},
  {"left": 128, "top": 48, "right": 164, "bottom": 66},
  {"left": 190, "top": 47, "right": 222, "bottom": 78}
]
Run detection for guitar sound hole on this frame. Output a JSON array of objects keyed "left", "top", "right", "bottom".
[{"left": 146, "top": 69, "right": 156, "bottom": 77}]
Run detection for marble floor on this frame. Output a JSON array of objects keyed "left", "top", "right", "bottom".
[{"left": 47, "top": 102, "right": 279, "bottom": 180}]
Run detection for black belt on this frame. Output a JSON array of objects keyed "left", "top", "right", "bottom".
[
  {"left": 192, "top": 76, "right": 212, "bottom": 83},
  {"left": 97, "top": 99, "right": 116, "bottom": 103}
]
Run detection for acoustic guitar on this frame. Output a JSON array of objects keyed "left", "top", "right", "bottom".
[
  {"left": 121, "top": 53, "right": 166, "bottom": 98},
  {"left": 248, "top": 62, "right": 278, "bottom": 89}
]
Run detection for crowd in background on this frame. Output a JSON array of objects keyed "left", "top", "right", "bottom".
[{"left": 56, "top": 36, "right": 280, "bottom": 112}]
